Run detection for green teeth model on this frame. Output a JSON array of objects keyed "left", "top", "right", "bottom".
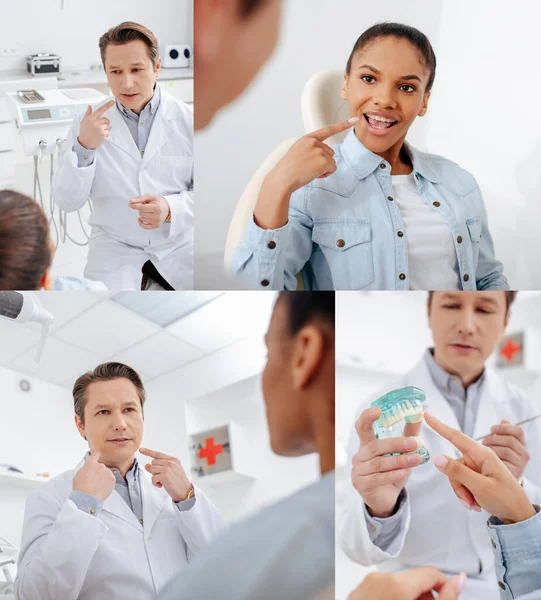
[{"left": 370, "top": 386, "right": 430, "bottom": 464}]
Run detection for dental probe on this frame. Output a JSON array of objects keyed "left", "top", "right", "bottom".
[{"left": 474, "top": 413, "right": 541, "bottom": 441}]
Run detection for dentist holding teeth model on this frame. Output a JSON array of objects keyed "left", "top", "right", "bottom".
[
  {"left": 15, "top": 363, "right": 225, "bottom": 600},
  {"left": 231, "top": 23, "right": 507, "bottom": 291},
  {"left": 339, "top": 291, "right": 541, "bottom": 600},
  {"left": 52, "top": 22, "right": 193, "bottom": 291}
]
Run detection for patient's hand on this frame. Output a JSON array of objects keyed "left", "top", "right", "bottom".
[
  {"left": 347, "top": 568, "right": 465, "bottom": 600},
  {"left": 424, "top": 412, "right": 536, "bottom": 524},
  {"left": 254, "top": 117, "right": 358, "bottom": 230}
]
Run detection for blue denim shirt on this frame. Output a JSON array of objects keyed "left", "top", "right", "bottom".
[
  {"left": 231, "top": 131, "right": 508, "bottom": 291},
  {"left": 489, "top": 505, "right": 541, "bottom": 600}
]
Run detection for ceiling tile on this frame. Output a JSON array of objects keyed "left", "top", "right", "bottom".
[
  {"left": 54, "top": 300, "right": 160, "bottom": 356},
  {"left": 33, "top": 291, "right": 104, "bottom": 332},
  {"left": 166, "top": 292, "right": 276, "bottom": 353},
  {"left": 111, "top": 292, "right": 223, "bottom": 326},
  {"left": 10, "top": 337, "right": 102, "bottom": 385},
  {"left": 114, "top": 331, "right": 203, "bottom": 380},
  {"left": 0, "top": 319, "right": 41, "bottom": 365}
]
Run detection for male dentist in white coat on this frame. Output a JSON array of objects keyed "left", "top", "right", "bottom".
[
  {"left": 339, "top": 291, "right": 541, "bottom": 600},
  {"left": 15, "top": 362, "right": 225, "bottom": 600},
  {"left": 52, "top": 22, "right": 193, "bottom": 291}
]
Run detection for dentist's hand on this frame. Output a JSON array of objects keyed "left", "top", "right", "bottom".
[
  {"left": 347, "top": 569, "right": 465, "bottom": 600},
  {"left": 351, "top": 407, "right": 423, "bottom": 518},
  {"left": 72, "top": 450, "right": 116, "bottom": 501},
  {"left": 482, "top": 420, "right": 530, "bottom": 480},
  {"left": 254, "top": 117, "right": 359, "bottom": 229},
  {"left": 78, "top": 100, "right": 115, "bottom": 150},
  {"left": 139, "top": 447, "right": 192, "bottom": 502},
  {"left": 129, "top": 195, "right": 170, "bottom": 229},
  {"left": 425, "top": 412, "right": 536, "bottom": 524}
]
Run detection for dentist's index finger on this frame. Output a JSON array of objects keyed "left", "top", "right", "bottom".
[
  {"left": 310, "top": 117, "right": 359, "bottom": 142},
  {"left": 92, "top": 100, "right": 116, "bottom": 118},
  {"left": 424, "top": 412, "right": 478, "bottom": 455},
  {"left": 139, "top": 447, "right": 171, "bottom": 460}
]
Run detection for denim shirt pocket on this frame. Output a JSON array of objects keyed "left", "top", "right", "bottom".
[
  {"left": 466, "top": 216, "right": 482, "bottom": 267},
  {"left": 311, "top": 219, "right": 375, "bottom": 290}
]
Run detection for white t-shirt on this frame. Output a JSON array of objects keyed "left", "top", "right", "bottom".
[{"left": 392, "top": 174, "right": 460, "bottom": 290}]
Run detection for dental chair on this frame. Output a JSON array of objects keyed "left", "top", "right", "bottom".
[{"left": 224, "top": 69, "right": 348, "bottom": 289}]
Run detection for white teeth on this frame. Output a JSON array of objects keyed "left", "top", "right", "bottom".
[{"left": 367, "top": 114, "right": 395, "bottom": 123}]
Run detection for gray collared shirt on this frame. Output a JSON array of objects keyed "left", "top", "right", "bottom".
[
  {"left": 69, "top": 452, "right": 195, "bottom": 519},
  {"left": 73, "top": 85, "right": 162, "bottom": 167},
  {"left": 423, "top": 347, "right": 485, "bottom": 438},
  {"left": 365, "top": 348, "right": 486, "bottom": 549}
]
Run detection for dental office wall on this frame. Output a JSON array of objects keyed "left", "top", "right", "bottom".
[
  {"left": 195, "top": 0, "right": 444, "bottom": 289},
  {"left": 424, "top": 0, "right": 541, "bottom": 288},
  {"left": 334, "top": 291, "right": 541, "bottom": 600},
  {"left": 0, "top": 0, "right": 192, "bottom": 72}
]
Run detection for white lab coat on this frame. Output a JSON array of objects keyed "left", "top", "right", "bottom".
[
  {"left": 14, "top": 459, "right": 226, "bottom": 600},
  {"left": 52, "top": 87, "right": 193, "bottom": 291},
  {"left": 339, "top": 358, "right": 541, "bottom": 600}
]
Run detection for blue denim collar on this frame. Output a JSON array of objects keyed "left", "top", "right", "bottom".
[{"left": 341, "top": 129, "right": 442, "bottom": 184}]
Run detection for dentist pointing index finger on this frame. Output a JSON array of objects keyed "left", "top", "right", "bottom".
[{"left": 52, "top": 21, "right": 194, "bottom": 291}]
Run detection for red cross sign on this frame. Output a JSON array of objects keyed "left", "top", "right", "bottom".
[
  {"left": 500, "top": 338, "right": 522, "bottom": 363},
  {"left": 199, "top": 437, "right": 224, "bottom": 466}
]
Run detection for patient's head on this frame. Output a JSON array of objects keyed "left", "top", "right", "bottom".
[
  {"left": 194, "top": 0, "right": 282, "bottom": 130},
  {"left": 0, "top": 190, "right": 53, "bottom": 290},
  {"left": 262, "top": 292, "right": 335, "bottom": 472},
  {"left": 341, "top": 22, "right": 436, "bottom": 159}
]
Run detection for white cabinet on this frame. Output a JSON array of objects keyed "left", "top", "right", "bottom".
[
  {"left": 160, "top": 78, "right": 193, "bottom": 104},
  {"left": 188, "top": 422, "right": 256, "bottom": 486}
]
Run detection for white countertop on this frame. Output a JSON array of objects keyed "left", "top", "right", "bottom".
[{"left": 0, "top": 66, "right": 193, "bottom": 87}]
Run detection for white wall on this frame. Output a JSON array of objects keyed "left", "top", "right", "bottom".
[
  {"left": 422, "top": 0, "right": 541, "bottom": 288},
  {"left": 0, "top": 0, "right": 193, "bottom": 71},
  {"left": 0, "top": 366, "right": 85, "bottom": 559},
  {"left": 195, "top": 0, "right": 444, "bottom": 283}
]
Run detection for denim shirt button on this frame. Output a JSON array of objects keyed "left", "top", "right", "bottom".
[
  {"left": 336, "top": 239, "right": 345, "bottom": 248},
  {"left": 399, "top": 273, "right": 406, "bottom": 281},
  {"left": 261, "top": 279, "right": 270, "bottom": 287},
  {"left": 498, "top": 582, "right": 506, "bottom": 591},
  {"left": 387, "top": 196, "right": 393, "bottom": 201},
  {"left": 457, "top": 236, "right": 463, "bottom": 244},
  {"left": 463, "top": 274, "right": 470, "bottom": 282},
  {"left": 433, "top": 201, "right": 441, "bottom": 207},
  {"left": 380, "top": 163, "right": 386, "bottom": 169},
  {"left": 491, "top": 539, "right": 497, "bottom": 549},
  {"left": 397, "top": 231, "right": 404, "bottom": 238}
]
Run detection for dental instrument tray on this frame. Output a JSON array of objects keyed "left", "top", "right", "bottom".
[
  {"left": 371, "top": 386, "right": 430, "bottom": 464},
  {"left": 27, "top": 53, "right": 61, "bottom": 76},
  {"left": 17, "top": 90, "right": 45, "bottom": 104}
]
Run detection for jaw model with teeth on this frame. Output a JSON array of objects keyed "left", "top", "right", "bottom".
[{"left": 370, "top": 386, "right": 430, "bottom": 464}]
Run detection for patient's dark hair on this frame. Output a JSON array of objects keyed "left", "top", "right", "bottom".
[
  {"left": 278, "top": 292, "right": 335, "bottom": 335},
  {"left": 346, "top": 22, "right": 437, "bottom": 92},
  {"left": 0, "top": 190, "right": 52, "bottom": 290}
]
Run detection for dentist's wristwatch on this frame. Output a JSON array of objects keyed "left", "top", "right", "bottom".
[{"left": 184, "top": 484, "right": 195, "bottom": 501}]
